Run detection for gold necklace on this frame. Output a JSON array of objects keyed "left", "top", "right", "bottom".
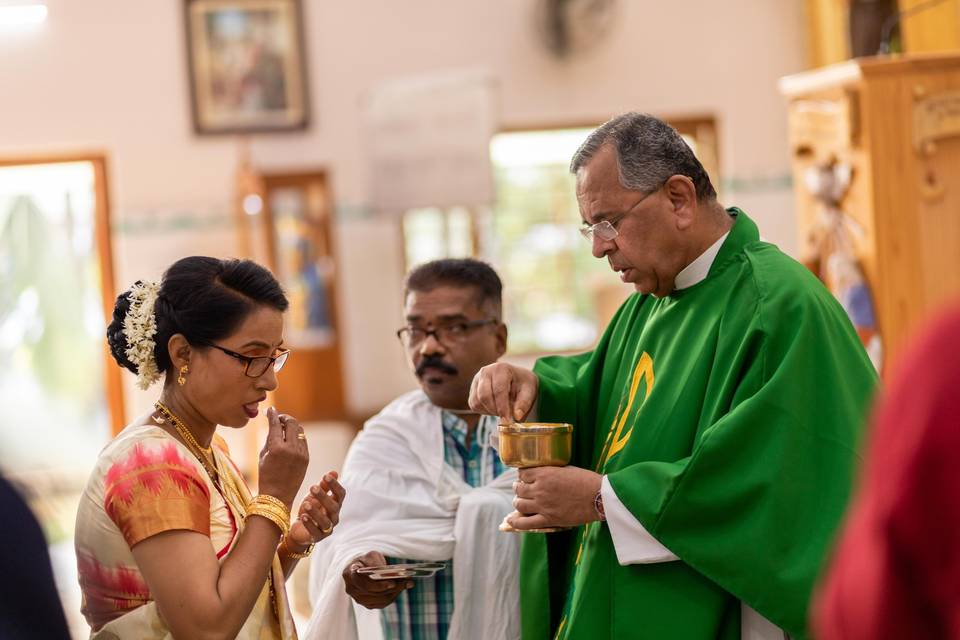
[
  {"left": 155, "top": 401, "right": 212, "bottom": 454},
  {"left": 154, "top": 401, "right": 218, "bottom": 482},
  {"left": 213, "top": 448, "right": 248, "bottom": 517}
]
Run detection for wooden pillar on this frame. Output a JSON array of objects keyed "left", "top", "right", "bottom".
[
  {"left": 899, "top": 0, "right": 960, "bottom": 53},
  {"left": 806, "top": 0, "right": 851, "bottom": 67}
]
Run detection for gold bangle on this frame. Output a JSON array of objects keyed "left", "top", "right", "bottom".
[
  {"left": 251, "top": 502, "right": 289, "bottom": 520},
  {"left": 282, "top": 536, "right": 314, "bottom": 559},
  {"left": 251, "top": 502, "right": 290, "bottom": 522},
  {"left": 247, "top": 495, "right": 291, "bottom": 537},
  {"left": 249, "top": 495, "right": 290, "bottom": 515},
  {"left": 251, "top": 494, "right": 289, "bottom": 513},
  {"left": 247, "top": 506, "right": 290, "bottom": 537},
  {"left": 247, "top": 507, "right": 289, "bottom": 536},
  {"left": 249, "top": 494, "right": 291, "bottom": 518}
]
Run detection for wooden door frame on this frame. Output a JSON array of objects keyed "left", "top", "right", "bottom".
[
  {"left": 260, "top": 168, "right": 347, "bottom": 420},
  {"left": 0, "top": 152, "right": 125, "bottom": 434},
  {"left": 260, "top": 170, "right": 342, "bottom": 347}
]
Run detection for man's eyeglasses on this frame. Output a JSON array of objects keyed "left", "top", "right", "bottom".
[
  {"left": 396, "top": 319, "right": 499, "bottom": 348},
  {"left": 199, "top": 341, "right": 291, "bottom": 377},
  {"left": 580, "top": 187, "right": 659, "bottom": 242}
]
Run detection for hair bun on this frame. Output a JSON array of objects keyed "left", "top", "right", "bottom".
[{"left": 106, "top": 285, "right": 140, "bottom": 374}]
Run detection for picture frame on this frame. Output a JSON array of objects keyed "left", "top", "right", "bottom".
[{"left": 184, "top": 0, "right": 310, "bottom": 134}]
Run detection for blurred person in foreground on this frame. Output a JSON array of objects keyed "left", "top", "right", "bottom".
[
  {"left": 74, "top": 256, "right": 345, "bottom": 639},
  {"left": 469, "top": 113, "right": 878, "bottom": 639},
  {"left": 0, "top": 474, "right": 71, "bottom": 639},
  {"left": 815, "top": 303, "right": 960, "bottom": 639},
  {"left": 306, "top": 259, "right": 519, "bottom": 640}
]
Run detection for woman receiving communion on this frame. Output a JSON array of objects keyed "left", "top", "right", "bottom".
[{"left": 74, "top": 256, "right": 345, "bottom": 639}]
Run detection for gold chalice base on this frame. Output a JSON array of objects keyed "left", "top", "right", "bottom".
[{"left": 498, "top": 514, "right": 569, "bottom": 534}]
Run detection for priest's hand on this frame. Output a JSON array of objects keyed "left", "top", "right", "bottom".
[
  {"left": 469, "top": 362, "right": 539, "bottom": 423},
  {"left": 343, "top": 551, "right": 413, "bottom": 609},
  {"left": 508, "top": 466, "right": 603, "bottom": 529}
]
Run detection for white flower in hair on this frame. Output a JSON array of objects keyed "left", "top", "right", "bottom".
[{"left": 123, "top": 281, "right": 162, "bottom": 390}]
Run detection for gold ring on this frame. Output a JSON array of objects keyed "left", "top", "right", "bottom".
[
  {"left": 297, "top": 433, "right": 306, "bottom": 440},
  {"left": 321, "top": 524, "right": 333, "bottom": 534}
]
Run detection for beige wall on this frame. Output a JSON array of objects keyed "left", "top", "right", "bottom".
[{"left": 0, "top": 0, "right": 808, "bottom": 418}]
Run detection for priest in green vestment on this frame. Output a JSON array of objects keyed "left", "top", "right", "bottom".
[{"left": 469, "top": 113, "right": 877, "bottom": 640}]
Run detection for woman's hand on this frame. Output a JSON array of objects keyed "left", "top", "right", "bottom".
[
  {"left": 257, "top": 407, "right": 309, "bottom": 508},
  {"left": 286, "top": 472, "right": 346, "bottom": 549}
]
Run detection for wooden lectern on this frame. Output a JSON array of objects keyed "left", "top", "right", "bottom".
[{"left": 780, "top": 54, "right": 960, "bottom": 373}]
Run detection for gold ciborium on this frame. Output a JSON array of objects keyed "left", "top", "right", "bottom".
[{"left": 494, "top": 422, "right": 572, "bottom": 533}]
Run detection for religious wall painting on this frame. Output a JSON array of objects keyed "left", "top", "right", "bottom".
[{"left": 185, "top": 0, "right": 310, "bottom": 134}]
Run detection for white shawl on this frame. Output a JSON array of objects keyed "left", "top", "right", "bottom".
[{"left": 304, "top": 390, "right": 519, "bottom": 640}]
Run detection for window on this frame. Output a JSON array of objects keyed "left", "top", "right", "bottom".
[
  {"left": 402, "top": 206, "right": 476, "bottom": 267},
  {"left": 488, "top": 128, "right": 611, "bottom": 352},
  {"left": 0, "top": 160, "right": 116, "bottom": 473}
]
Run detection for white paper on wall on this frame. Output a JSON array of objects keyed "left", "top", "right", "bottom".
[{"left": 364, "top": 69, "right": 498, "bottom": 215}]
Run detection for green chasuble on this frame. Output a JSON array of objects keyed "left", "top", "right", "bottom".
[{"left": 521, "top": 210, "right": 877, "bottom": 640}]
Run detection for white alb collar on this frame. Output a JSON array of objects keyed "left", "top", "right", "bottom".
[{"left": 673, "top": 231, "right": 730, "bottom": 291}]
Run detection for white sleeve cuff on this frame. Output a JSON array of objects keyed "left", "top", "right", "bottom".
[
  {"left": 601, "top": 475, "right": 679, "bottom": 565},
  {"left": 741, "top": 603, "right": 787, "bottom": 640}
]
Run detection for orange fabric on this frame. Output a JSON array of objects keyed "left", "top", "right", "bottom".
[{"left": 103, "top": 442, "right": 211, "bottom": 547}]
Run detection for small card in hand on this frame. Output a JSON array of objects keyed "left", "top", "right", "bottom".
[{"left": 356, "top": 562, "right": 446, "bottom": 580}]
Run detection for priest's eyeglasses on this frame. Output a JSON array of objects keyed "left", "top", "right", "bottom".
[
  {"left": 580, "top": 188, "right": 659, "bottom": 242},
  {"left": 397, "top": 319, "right": 499, "bottom": 348},
  {"left": 199, "top": 341, "right": 291, "bottom": 377}
]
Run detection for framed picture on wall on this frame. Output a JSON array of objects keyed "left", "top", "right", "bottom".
[{"left": 184, "top": 0, "right": 310, "bottom": 134}]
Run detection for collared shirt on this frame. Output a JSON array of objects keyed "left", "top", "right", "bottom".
[{"left": 380, "top": 411, "right": 504, "bottom": 640}]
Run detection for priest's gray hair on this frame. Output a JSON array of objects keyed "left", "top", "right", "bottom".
[{"left": 570, "top": 112, "right": 717, "bottom": 201}]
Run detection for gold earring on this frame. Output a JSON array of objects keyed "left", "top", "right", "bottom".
[{"left": 177, "top": 365, "right": 188, "bottom": 386}]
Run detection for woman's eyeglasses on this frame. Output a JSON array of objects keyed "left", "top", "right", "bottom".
[{"left": 198, "top": 341, "right": 290, "bottom": 377}]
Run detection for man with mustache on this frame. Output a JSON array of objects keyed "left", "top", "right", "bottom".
[
  {"left": 469, "top": 113, "right": 877, "bottom": 640},
  {"left": 306, "top": 259, "right": 519, "bottom": 640}
]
